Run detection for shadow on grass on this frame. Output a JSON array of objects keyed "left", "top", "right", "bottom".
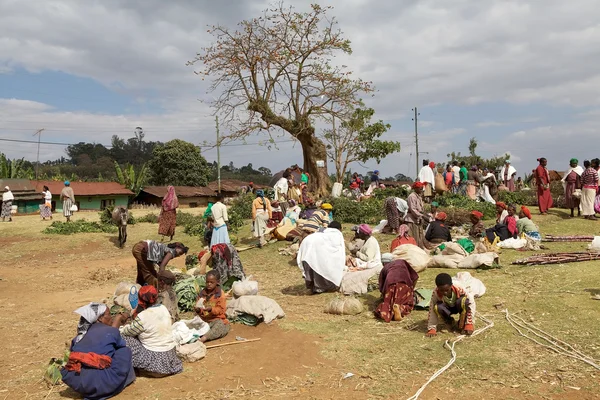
[
  {"left": 361, "top": 293, "right": 382, "bottom": 312},
  {"left": 583, "top": 288, "right": 600, "bottom": 295},
  {"left": 281, "top": 284, "right": 312, "bottom": 296},
  {"left": 59, "top": 388, "right": 80, "bottom": 399},
  {"left": 550, "top": 208, "right": 578, "bottom": 220}
]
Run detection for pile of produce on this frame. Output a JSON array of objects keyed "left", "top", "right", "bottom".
[
  {"left": 43, "top": 220, "right": 117, "bottom": 235},
  {"left": 174, "top": 276, "right": 206, "bottom": 312}
]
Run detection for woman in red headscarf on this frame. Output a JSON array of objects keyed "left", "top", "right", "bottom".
[
  {"left": 425, "top": 212, "right": 451, "bottom": 247},
  {"left": 158, "top": 186, "right": 179, "bottom": 240},
  {"left": 535, "top": 158, "right": 553, "bottom": 215},
  {"left": 119, "top": 285, "right": 183, "bottom": 377},
  {"left": 469, "top": 211, "right": 485, "bottom": 238},
  {"left": 495, "top": 202, "right": 508, "bottom": 224}
]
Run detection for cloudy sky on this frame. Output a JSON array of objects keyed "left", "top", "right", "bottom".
[{"left": 1, "top": 0, "right": 599, "bottom": 179}]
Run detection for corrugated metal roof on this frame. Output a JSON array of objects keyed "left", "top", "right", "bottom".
[
  {"left": 0, "top": 179, "right": 36, "bottom": 192},
  {"left": 33, "top": 181, "right": 134, "bottom": 196},
  {"left": 207, "top": 179, "right": 269, "bottom": 193}
]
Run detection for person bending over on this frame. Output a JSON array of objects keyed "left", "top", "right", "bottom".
[{"left": 426, "top": 273, "right": 474, "bottom": 337}]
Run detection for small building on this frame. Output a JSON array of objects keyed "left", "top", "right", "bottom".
[
  {"left": 0, "top": 179, "right": 43, "bottom": 214},
  {"left": 135, "top": 186, "right": 215, "bottom": 208},
  {"left": 207, "top": 179, "right": 269, "bottom": 197},
  {"left": 33, "top": 181, "right": 133, "bottom": 212}
]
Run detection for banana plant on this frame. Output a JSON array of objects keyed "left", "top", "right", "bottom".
[
  {"left": 114, "top": 161, "right": 148, "bottom": 197},
  {"left": 0, "top": 153, "right": 26, "bottom": 179}
]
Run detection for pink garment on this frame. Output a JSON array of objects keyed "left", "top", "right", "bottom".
[{"left": 162, "top": 186, "right": 179, "bottom": 211}]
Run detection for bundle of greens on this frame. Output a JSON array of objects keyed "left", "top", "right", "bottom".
[
  {"left": 43, "top": 220, "right": 117, "bottom": 235},
  {"left": 44, "top": 350, "right": 70, "bottom": 385},
  {"left": 174, "top": 276, "right": 206, "bottom": 312}
]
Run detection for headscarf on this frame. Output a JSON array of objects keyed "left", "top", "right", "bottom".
[
  {"left": 412, "top": 181, "right": 424, "bottom": 189},
  {"left": 4, "top": 186, "right": 9, "bottom": 191},
  {"left": 162, "top": 186, "right": 179, "bottom": 211},
  {"left": 64, "top": 181, "right": 70, "bottom": 186},
  {"left": 429, "top": 161, "right": 435, "bottom": 169},
  {"left": 435, "top": 212, "right": 447, "bottom": 221},
  {"left": 321, "top": 203, "right": 333, "bottom": 210},
  {"left": 570, "top": 158, "right": 578, "bottom": 165},
  {"left": 398, "top": 224, "right": 410, "bottom": 238},
  {"left": 471, "top": 166, "right": 477, "bottom": 171},
  {"left": 288, "top": 199, "right": 296, "bottom": 207},
  {"left": 471, "top": 211, "right": 484, "bottom": 220},
  {"left": 358, "top": 224, "right": 372, "bottom": 235},
  {"left": 74, "top": 302, "right": 107, "bottom": 344},
  {"left": 2, "top": 187, "right": 13, "bottom": 201},
  {"left": 521, "top": 206, "right": 532, "bottom": 219},
  {"left": 505, "top": 160, "right": 511, "bottom": 164},
  {"left": 134, "top": 285, "right": 159, "bottom": 317},
  {"left": 204, "top": 202, "right": 213, "bottom": 218},
  {"left": 431, "top": 201, "right": 439, "bottom": 207},
  {"left": 256, "top": 189, "right": 266, "bottom": 210},
  {"left": 496, "top": 202, "right": 507, "bottom": 210}
]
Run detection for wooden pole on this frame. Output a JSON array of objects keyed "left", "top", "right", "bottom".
[{"left": 206, "top": 338, "right": 261, "bottom": 349}]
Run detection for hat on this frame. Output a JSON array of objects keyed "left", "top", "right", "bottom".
[
  {"left": 505, "top": 160, "right": 511, "bottom": 164},
  {"left": 471, "top": 210, "right": 484, "bottom": 219},
  {"left": 64, "top": 181, "right": 70, "bottom": 186},
  {"left": 435, "top": 212, "right": 447, "bottom": 221},
  {"left": 570, "top": 158, "right": 578, "bottom": 164},
  {"left": 496, "top": 202, "right": 507, "bottom": 210},
  {"left": 358, "top": 224, "right": 373, "bottom": 235},
  {"left": 249, "top": 182, "right": 254, "bottom": 185},
  {"left": 3, "top": 186, "right": 8, "bottom": 191},
  {"left": 374, "top": 170, "right": 379, "bottom": 174},
  {"left": 381, "top": 253, "right": 395, "bottom": 264},
  {"left": 321, "top": 203, "right": 333, "bottom": 210},
  {"left": 521, "top": 206, "right": 532, "bottom": 219},
  {"left": 412, "top": 181, "right": 425, "bottom": 189}
]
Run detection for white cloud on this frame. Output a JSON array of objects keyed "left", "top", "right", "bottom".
[{"left": 1, "top": 0, "right": 600, "bottom": 177}]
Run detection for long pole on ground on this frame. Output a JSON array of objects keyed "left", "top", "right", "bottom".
[
  {"left": 412, "top": 108, "right": 419, "bottom": 179},
  {"left": 33, "top": 128, "right": 45, "bottom": 180},
  {"left": 216, "top": 116, "right": 221, "bottom": 193}
]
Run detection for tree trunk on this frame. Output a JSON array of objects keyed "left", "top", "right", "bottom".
[{"left": 298, "top": 133, "right": 330, "bottom": 197}]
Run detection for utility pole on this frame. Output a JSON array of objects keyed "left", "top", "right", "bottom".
[
  {"left": 33, "top": 128, "right": 45, "bottom": 180},
  {"left": 215, "top": 116, "right": 221, "bottom": 194},
  {"left": 412, "top": 108, "right": 419, "bottom": 178}
]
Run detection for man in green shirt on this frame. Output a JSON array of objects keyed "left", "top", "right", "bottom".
[{"left": 458, "top": 162, "right": 468, "bottom": 196}]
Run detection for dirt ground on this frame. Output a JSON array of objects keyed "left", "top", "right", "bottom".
[{"left": 1, "top": 208, "right": 599, "bottom": 399}]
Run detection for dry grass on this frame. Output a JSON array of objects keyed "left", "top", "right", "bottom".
[{"left": 1, "top": 206, "right": 600, "bottom": 399}]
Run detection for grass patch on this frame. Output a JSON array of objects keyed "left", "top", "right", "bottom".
[{"left": 43, "top": 220, "right": 117, "bottom": 235}]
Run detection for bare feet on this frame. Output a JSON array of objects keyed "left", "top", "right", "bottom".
[{"left": 392, "top": 304, "right": 402, "bottom": 321}]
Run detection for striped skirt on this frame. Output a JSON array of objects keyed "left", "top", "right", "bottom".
[{"left": 62, "top": 199, "right": 73, "bottom": 217}]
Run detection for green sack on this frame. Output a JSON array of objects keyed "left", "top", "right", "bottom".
[
  {"left": 437, "top": 243, "right": 446, "bottom": 251},
  {"left": 457, "top": 238, "right": 475, "bottom": 254},
  {"left": 414, "top": 288, "right": 433, "bottom": 310},
  {"left": 232, "top": 313, "right": 262, "bottom": 326}
]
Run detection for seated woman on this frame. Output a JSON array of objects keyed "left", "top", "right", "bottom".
[
  {"left": 210, "top": 243, "right": 246, "bottom": 287},
  {"left": 269, "top": 201, "right": 284, "bottom": 225},
  {"left": 495, "top": 202, "right": 508, "bottom": 224},
  {"left": 390, "top": 224, "right": 417, "bottom": 251},
  {"left": 346, "top": 224, "right": 382, "bottom": 271},
  {"left": 297, "top": 221, "right": 346, "bottom": 294},
  {"left": 62, "top": 303, "right": 135, "bottom": 400},
  {"left": 119, "top": 286, "right": 182, "bottom": 377},
  {"left": 374, "top": 255, "right": 419, "bottom": 322},
  {"left": 157, "top": 270, "right": 179, "bottom": 323},
  {"left": 469, "top": 211, "right": 485, "bottom": 238},
  {"left": 485, "top": 204, "right": 518, "bottom": 242},
  {"left": 286, "top": 199, "right": 302, "bottom": 223},
  {"left": 425, "top": 212, "right": 451, "bottom": 247},
  {"left": 517, "top": 206, "right": 541, "bottom": 240},
  {"left": 427, "top": 201, "right": 440, "bottom": 223},
  {"left": 195, "top": 270, "right": 230, "bottom": 342},
  {"left": 131, "top": 240, "right": 188, "bottom": 287},
  {"left": 301, "top": 203, "right": 331, "bottom": 234}
]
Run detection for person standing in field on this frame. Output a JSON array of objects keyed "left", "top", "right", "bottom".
[
  {"left": 159, "top": 186, "right": 178, "bottom": 241},
  {"left": 581, "top": 160, "right": 598, "bottom": 220},
  {"left": 210, "top": 193, "right": 230, "bottom": 246},
  {"left": 61, "top": 181, "right": 75, "bottom": 222},
  {"left": 41, "top": 185, "right": 53, "bottom": 220},
  {"left": 405, "top": 182, "right": 426, "bottom": 248},
  {"left": 562, "top": 158, "right": 583, "bottom": 218},
  {"left": 499, "top": 160, "right": 517, "bottom": 192},
  {"left": 535, "top": 158, "right": 553, "bottom": 215},
  {"left": 1, "top": 186, "right": 14, "bottom": 222}
]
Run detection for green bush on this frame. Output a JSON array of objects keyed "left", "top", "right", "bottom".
[
  {"left": 497, "top": 190, "right": 536, "bottom": 206},
  {"left": 328, "top": 196, "right": 384, "bottom": 225},
  {"left": 44, "top": 220, "right": 117, "bottom": 235},
  {"left": 435, "top": 195, "right": 496, "bottom": 220},
  {"left": 177, "top": 211, "right": 205, "bottom": 237},
  {"left": 99, "top": 206, "right": 136, "bottom": 225},
  {"left": 138, "top": 213, "right": 159, "bottom": 223},
  {"left": 227, "top": 194, "right": 254, "bottom": 233},
  {"left": 372, "top": 187, "right": 410, "bottom": 200}
]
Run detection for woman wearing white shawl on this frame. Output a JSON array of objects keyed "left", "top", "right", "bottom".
[
  {"left": 297, "top": 222, "right": 346, "bottom": 294},
  {"left": 74, "top": 302, "right": 108, "bottom": 344},
  {"left": 562, "top": 158, "right": 584, "bottom": 218},
  {"left": 499, "top": 160, "right": 517, "bottom": 192},
  {"left": 478, "top": 169, "right": 497, "bottom": 204},
  {"left": 418, "top": 160, "right": 436, "bottom": 198},
  {"left": 1, "top": 186, "right": 14, "bottom": 222},
  {"left": 346, "top": 224, "right": 383, "bottom": 271}
]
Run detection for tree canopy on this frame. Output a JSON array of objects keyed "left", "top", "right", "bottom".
[
  {"left": 323, "top": 107, "right": 399, "bottom": 183},
  {"left": 189, "top": 3, "right": 374, "bottom": 196},
  {"left": 147, "top": 139, "right": 211, "bottom": 186},
  {"left": 446, "top": 138, "right": 509, "bottom": 172}
]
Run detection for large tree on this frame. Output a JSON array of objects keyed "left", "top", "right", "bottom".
[
  {"left": 322, "top": 107, "right": 399, "bottom": 183},
  {"left": 446, "top": 137, "right": 509, "bottom": 173},
  {"left": 147, "top": 139, "right": 211, "bottom": 186},
  {"left": 189, "top": 3, "right": 373, "bottom": 196}
]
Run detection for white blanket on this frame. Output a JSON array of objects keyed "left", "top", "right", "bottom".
[
  {"left": 418, "top": 166, "right": 435, "bottom": 189},
  {"left": 499, "top": 165, "right": 517, "bottom": 181},
  {"left": 297, "top": 228, "right": 346, "bottom": 286}
]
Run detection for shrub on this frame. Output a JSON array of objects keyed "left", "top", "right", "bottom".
[
  {"left": 44, "top": 220, "right": 117, "bottom": 235},
  {"left": 177, "top": 211, "right": 205, "bottom": 238},
  {"left": 99, "top": 206, "right": 136, "bottom": 225},
  {"left": 329, "top": 196, "right": 384, "bottom": 225},
  {"left": 371, "top": 187, "right": 410, "bottom": 200},
  {"left": 228, "top": 194, "right": 254, "bottom": 233},
  {"left": 435, "top": 195, "right": 496, "bottom": 220},
  {"left": 138, "top": 213, "right": 159, "bottom": 223},
  {"left": 497, "top": 190, "right": 536, "bottom": 207}
]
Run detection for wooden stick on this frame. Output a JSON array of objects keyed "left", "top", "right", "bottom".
[{"left": 206, "top": 338, "right": 261, "bottom": 349}]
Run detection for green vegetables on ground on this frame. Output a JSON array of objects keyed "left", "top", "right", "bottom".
[
  {"left": 43, "top": 220, "right": 118, "bottom": 235},
  {"left": 174, "top": 276, "right": 206, "bottom": 312}
]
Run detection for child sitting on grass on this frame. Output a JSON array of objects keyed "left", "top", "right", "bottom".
[
  {"left": 195, "top": 270, "right": 230, "bottom": 343},
  {"left": 426, "top": 273, "right": 474, "bottom": 337}
]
